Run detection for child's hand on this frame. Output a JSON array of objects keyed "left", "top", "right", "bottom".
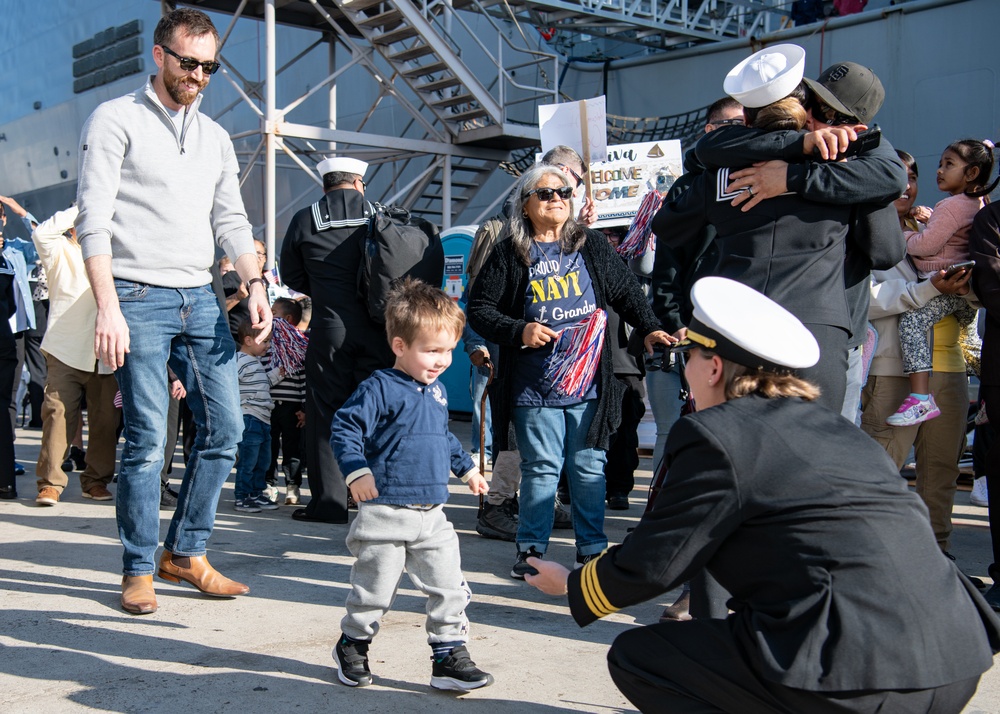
[
  {"left": 295, "top": 410, "right": 306, "bottom": 428},
  {"left": 350, "top": 474, "right": 379, "bottom": 502},
  {"left": 911, "top": 205, "right": 933, "bottom": 224},
  {"left": 467, "top": 473, "right": 489, "bottom": 495}
]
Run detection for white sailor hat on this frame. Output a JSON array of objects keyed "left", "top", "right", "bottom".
[
  {"left": 317, "top": 157, "right": 368, "bottom": 178},
  {"left": 723, "top": 44, "right": 806, "bottom": 109},
  {"left": 671, "top": 277, "right": 819, "bottom": 371}
]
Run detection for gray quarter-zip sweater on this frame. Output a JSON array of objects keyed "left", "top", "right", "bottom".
[{"left": 76, "top": 77, "right": 254, "bottom": 288}]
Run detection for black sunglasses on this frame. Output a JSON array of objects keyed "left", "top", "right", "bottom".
[
  {"left": 160, "top": 45, "right": 221, "bottom": 75},
  {"left": 711, "top": 118, "right": 745, "bottom": 127},
  {"left": 806, "top": 95, "right": 854, "bottom": 127},
  {"left": 556, "top": 163, "right": 585, "bottom": 187},
  {"left": 524, "top": 186, "right": 574, "bottom": 202}
]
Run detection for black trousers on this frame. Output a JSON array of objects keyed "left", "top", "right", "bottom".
[
  {"left": 799, "top": 323, "right": 849, "bottom": 414},
  {"left": 302, "top": 325, "right": 392, "bottom": 523},
  {"left": 605, "top": 374, "right": 645, "bottom": 497},
  {"left": 267, "top": 400, "right": 304, "bottom": 486},
  {"left": 608, "top": 618, "right": 979, "bottom": 714},
  {"left": 979, "top": 385, "right": 1000, "bottom": 582},
  {"left": 24, "top": 300, "right": 47, "bottom": 426},
  {"left": 0, "top": 328, "right": 16, "bottom": 490}
]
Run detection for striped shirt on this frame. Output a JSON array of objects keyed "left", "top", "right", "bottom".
[
  {"left": 263, "top": 350, "right": 306, "bottom": 403},
  {"left": 237, "top": 351, "right": 282, "bottom": 424}
]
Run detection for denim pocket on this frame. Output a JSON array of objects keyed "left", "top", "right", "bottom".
[{"left": 114, "top": 281, "right": 149, "bottom": 302}]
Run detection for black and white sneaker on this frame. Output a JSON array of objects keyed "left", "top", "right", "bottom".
[
  {"left": 335, "top": 635, "right": 373, "bottom": 687},
  {"left": 430, "top": 645, "right": 494, "bottom": 691},
  {"left": 253, "top": 493, "right": 280, "bottom": 511},
  {"left": 575, "top": 552, "right": 600, "bottom": 569},
  {"left": 510, "top": 546, "right": 543, "bottom": 580}
]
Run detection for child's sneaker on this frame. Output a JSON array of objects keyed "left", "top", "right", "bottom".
[
  {"left": 575, "top": 552, "right": 600, "bottom": 569},
  {"left": 253, "top": 493, "right": 280, "bottom": 510},
  {"left": 886, "top": 394, "right": 941, "bottom": 427},
  {"left": 234, "top": 497, "right": 261, "bottom": 513},
  {"left": 511, "top": 546, "right": 543, "bottom": 580},
  {"left": 430, "top": 645, "right": 494, "bottom": 691},
  {"left": 285, "top": 484, "right": 300, "bottom": 505},
  {"left": 335, "top": 635, "right": 373, "bottom": 687},
  {"left": 263, "top": 484, "right": 279, "bottom": 502}
]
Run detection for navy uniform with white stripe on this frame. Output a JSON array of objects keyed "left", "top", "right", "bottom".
[
  {"left": 528, "top": 277, "right": 1000, "bottom": 713},
  {"left": 279, "top": 157, "right": 393, "bottom": 524}
]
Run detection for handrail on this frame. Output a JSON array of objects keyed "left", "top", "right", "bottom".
[{"left": 418, "top": 0, "right": 559, "bottom": 124}]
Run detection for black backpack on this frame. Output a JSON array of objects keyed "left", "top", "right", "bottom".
[{"left": 359, "top": 202, "right": 445, "bottom": 323}]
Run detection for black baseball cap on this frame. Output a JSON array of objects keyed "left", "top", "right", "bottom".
[{"left": 804, "top": 62, "right": 885, "bottom": 124}]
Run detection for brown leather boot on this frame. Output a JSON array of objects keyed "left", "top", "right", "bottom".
[
  {"left": 157, "top": 551, "right": 250, "bottom": 597},
  {"left": 121, "top": 575, "right": 158, "bottom": 615}
]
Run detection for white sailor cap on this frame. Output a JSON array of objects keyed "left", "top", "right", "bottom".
[
  {"left": 671, "top": 277, "right": 819, "bottom": 371},
  {"left": 724, "top": 44, "right": 806, "bottom": 109},
  {"left": 317, "top": 157, "right": 368, "bottom": 178}
]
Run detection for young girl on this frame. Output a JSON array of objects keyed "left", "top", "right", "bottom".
[{"left": 887, "top": 139, "right": 997, "bottom": 426}]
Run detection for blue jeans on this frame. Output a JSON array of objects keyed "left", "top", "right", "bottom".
[
  {"left": 235, "top": 415, "right": 271, "bottom": 499},
  {"left": 469, "top": 363, "right": 492, "bottom": 459},
  {"left": 512, "top": 400, "right": 607, "bottom": 556},
  {"left": 646, "top": 362, "right": 684, "bottom": 473},
  {"left": 114, "top": 282, "right": 242, "bottom": 576}
]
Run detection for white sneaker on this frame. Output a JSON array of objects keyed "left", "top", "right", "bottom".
[
  {"left": 971, "top": 477, "right": 989, "bottom": 508},
  {"left": 285, "top": 484, "right": 300, "bottom": 505},
  {"left": 263, "top": 484, "right": 279, "bottom": 502}
]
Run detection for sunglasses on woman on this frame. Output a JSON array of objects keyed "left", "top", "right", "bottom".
[
  {"left": 524, "top": 186, "right": 574, "bottom": 202},
  {"left": 161, "top": 45, "right": 221, "bottom": 75}
]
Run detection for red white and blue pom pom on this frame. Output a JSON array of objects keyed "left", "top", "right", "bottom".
[
  {"left": 270, "top": 317, "right": 309, "bottom": 374},
  {"left": 617, "top": 188, "right": 663, "bottom": 258},
  {"left": 544, "top": 309, "right": 606, "bottom": 397}
]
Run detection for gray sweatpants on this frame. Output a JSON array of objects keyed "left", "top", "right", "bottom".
[
  {"left": 341, "top": 503, "right": 472, "bottom": 645},
  {"left": 486, "top": 449, "right": 521, "bottom": 505}
]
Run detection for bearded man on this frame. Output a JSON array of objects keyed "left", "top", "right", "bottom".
[{"left": 76, "top": 7, "right": 272, "bottom": 615}]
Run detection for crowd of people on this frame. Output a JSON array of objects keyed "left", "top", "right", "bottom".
[{"left": 2, "top": 7, "right": 1000, "bottom": 711}]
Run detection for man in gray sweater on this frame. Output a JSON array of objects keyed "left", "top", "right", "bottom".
[{"left": 75, "top": 8, "right": 272, "bottom": 615}]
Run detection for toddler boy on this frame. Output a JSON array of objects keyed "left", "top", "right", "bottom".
[
  {"left": 330, "top": 278, "right": 492, "bottom": 691},
  {"left": 234, "top": 319, "right": 283, "bottom": 513}
]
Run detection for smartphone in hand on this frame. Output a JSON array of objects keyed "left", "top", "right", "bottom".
[
  {"left": 840, "top": 126, "right": 881, "bottom": 158},
  {"left": 944, "top": 260, "right": 975, "bottom": 278}
]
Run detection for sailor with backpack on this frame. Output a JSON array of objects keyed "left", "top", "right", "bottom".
[{"left": 279, "top": 157, "right": 444, "bottom": 525}]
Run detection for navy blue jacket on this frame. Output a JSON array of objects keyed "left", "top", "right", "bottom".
[{"left": 331, "top": 368, "right": 476, "bottom": 505}]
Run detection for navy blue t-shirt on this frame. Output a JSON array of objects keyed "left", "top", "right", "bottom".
[{"left": 512, "top": 240, "right": 598, "bottom": 406}]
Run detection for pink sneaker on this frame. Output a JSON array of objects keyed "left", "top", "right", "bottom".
[{"left": 886, "top": 394, "right": 941, "bottom": 427}]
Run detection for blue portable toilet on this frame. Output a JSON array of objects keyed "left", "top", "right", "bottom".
[{"left": 438, "top": 225, "right": 478, "bottom": 414}]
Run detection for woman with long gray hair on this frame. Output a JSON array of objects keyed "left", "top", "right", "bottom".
[{"left": 467, "top": 164, "right": 673, "bottom": 579}]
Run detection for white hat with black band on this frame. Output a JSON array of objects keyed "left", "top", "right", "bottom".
[
  {"left": 672, "top": 277, "right": 819, "bottom": 372},
  {"left": 317, "top": 157, "right": 368, "bottom": 179}
]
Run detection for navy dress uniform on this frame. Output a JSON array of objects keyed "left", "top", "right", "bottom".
[
  {"left": 280, "top": 157, "right": 393, "bottom": 524},
  {"left": 563, "top": 278, "right": 1000, "bottom": 713}
]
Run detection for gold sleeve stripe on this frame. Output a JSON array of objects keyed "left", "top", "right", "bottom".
[{"left": 580, "top": 556, "right": 618, "bottom": 618}]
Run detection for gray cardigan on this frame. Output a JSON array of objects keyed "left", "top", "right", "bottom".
[{"left": 76, "top": 77, "right": 254, "bottom": 288}]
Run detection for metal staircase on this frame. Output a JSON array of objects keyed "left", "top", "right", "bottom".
[
  {"left": 180, "top": 0, "right": 789, "bottom": 231},
  {"left": 331, "top": 0, "right": 560, "bottom": 221}
]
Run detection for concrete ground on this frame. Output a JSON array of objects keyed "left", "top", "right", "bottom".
[{"left": 1, "top": 420, "right": 998, "bottom": 714}]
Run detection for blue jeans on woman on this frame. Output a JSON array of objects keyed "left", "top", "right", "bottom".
[
  {"left": 512, "top": 400, "right": 608, "bottom": 557},
  {"left": 235, "top": 414, "right": 271, "bottom": 499},
  {"left": 114, "top": 281, "right": 242, "bottom": 576}
]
